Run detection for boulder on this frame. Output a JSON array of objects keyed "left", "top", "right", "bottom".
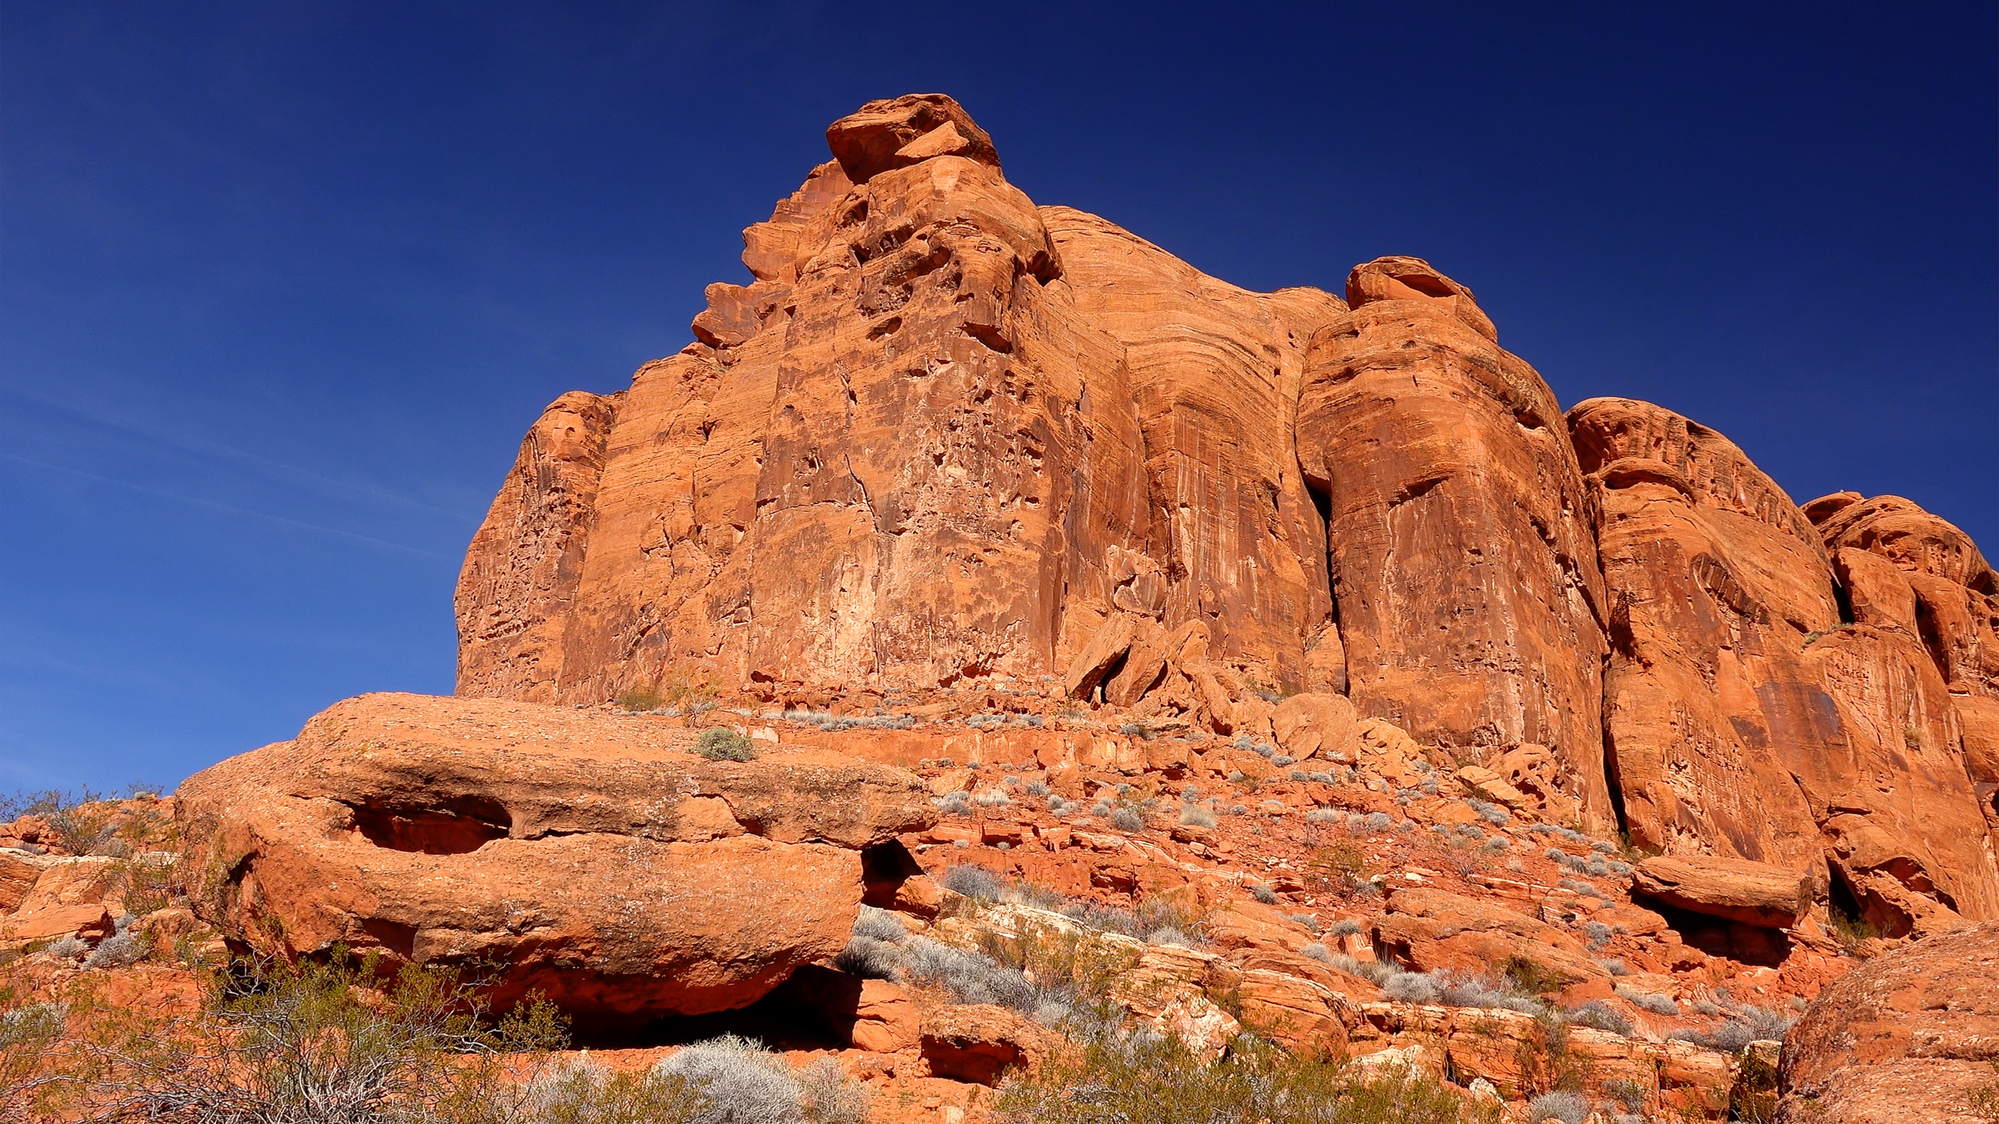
[
  {"left": 1778, "top": 919, "right": 1999, "bottom": 1122},
  {"left": 1271, "top": 693, "right": 1359, "bottom": 762},
  {"left": 919, "top": 1004, "right": 1052, "bottom": 1084},
  {"left": 1296, "top": 258, "right": 1613, "bottom": 831},
  {"left": 1631, "top": 855, "right": 1809, "bottom": 929},
  {"left": 176, "top": 692, "right": 934, "bottom": 1030}
]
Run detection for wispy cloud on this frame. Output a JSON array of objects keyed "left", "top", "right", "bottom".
[
  {"left": 0, "top": 384, "right": 481, "bottom": 523},
  {"left": 0, "top": 452, "right": 451, "bottom": 561}
]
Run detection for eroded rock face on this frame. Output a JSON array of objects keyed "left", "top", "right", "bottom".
[
  {"left": 1808, "top": 493, "right": 1999, "bottom": 854},
  {"left": 176, "top": 693, "right": 934, "bottom": 1029},
  {"left": 1778, "top": 920, "right": 1999, "bottom": 1123},
  {"left": 449, "top": 92, "right": 1999, "bottom": 940},
  {"left": 1297, "top": 258, "right": 1612, "bottom": 829},
  {"left": 459, "top": 94, "right": 1150, "bottom": 702},
  {"left": 1571, "top": 398, "right": 1999, "bottom": 934},
  {"left": 1043, "top": 208, "right": 1345, "bottom": 686}
]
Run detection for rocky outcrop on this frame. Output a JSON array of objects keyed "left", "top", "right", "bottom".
[
  {"left": 451, "top": 93, "right": 1999, "bottom": 938},
  {"left": 1808, "top": 493, "right": 1999, "bottom": 855},
  {"left": 1297, "top": 259, "right": 1612, "bottom": 829},
  {"left": 1778, "top": 920, "right": 1999, "bottom": 1122},
  {"left": 1042, "top": 208, "right": 1344, "bottom": 687},
  {"left": 1631, "top": 855, "right": 1809, "bottom": 929},
  {"left": 176, "top": 693, "right": 934, "bottom": 1029},
  {"left": 458, "top": 94, "right": 1150, "bottom": 703},
  {"left": 1571, "top": 399, "right": 1999, "bottom": 934}
]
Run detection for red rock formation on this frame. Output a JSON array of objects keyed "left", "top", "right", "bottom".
[
  {"left": 1042, "top": 208, "right": 1345, "bottom": 687},
  {"left": 1571, "top": 399, "right": 1999, "bottom": 933},
  {"left": 459, "top": 94, "right": 1151, "bottom": 703},
  {"left": 1778, "top": 920, "right": 1999, "bottom": 1123},
  {"left": 452, "top": 91, "right": 1999, "bottom": 939},
  {"left": 175, "top": 693, "right": 935, "bottom": 1030},
  {"left": 1296, "top": 258, "right": 1612, "bottom": 829},
  {"left": 1808, "top": 493, "right": 1999, "bottom": 852}
]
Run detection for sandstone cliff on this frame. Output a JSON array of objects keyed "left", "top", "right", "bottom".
[{"left": 457, "top": 93, "right": 1999, "bottom": 936}]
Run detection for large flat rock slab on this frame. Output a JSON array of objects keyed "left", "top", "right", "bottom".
[{"left": 178, "top": 692, "right": 935, "bottom": 1029}]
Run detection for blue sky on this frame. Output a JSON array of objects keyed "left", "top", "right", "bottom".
[{"left": 3, "top": 2, "right": 1993, "bottom": 793}]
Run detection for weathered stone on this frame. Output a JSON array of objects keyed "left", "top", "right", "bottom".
[
  {"left": 919, "top": 1003, "right": 1051, "bottom": 1084},
  {"left": 1571, "top": 398, "right": 1999, "bottom": 934},
  {"left": 1631, "top": 855, "right": 1808, "bottom": 928},
  {"left": 176, "top": 693, "right": 934, "bottom": 1030},
  {"left": 1778, "top": 919, "right": 1999, "bottom": 1123},
  {"left": 1297, "top": 258, "right": 1612, "bottom": 830}
]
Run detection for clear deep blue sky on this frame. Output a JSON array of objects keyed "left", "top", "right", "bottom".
[{"left": 3, "top": 3, "right": 1993, "bottom": 793}]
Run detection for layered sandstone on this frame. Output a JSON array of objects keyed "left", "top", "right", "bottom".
[
  {"left": 176, "top": 693, "right": 934, "bottom": 1029},
  {"left": 1297, "top": 258, "right": 1612, "bottom": 829},
  {"left": 455, "top": 93, "right": 1999, "bottom": 936}
]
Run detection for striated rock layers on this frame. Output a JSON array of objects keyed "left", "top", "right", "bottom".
[
  {"left": 176, "top": 693, "right": 934, "bottom": 1029},
  {"left": 456, "top": 93, "right": 1999, "bottom": 933}
]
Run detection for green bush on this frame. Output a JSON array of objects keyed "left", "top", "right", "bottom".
[{"left": 693, "top": 729, "right": 757, "bottom": 762}]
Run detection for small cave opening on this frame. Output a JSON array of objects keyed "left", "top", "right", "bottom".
[
  {"left": 349, "top": 797, "right": 511, "bottom": 855},
  {"left": 573, "top": 966, "right": 860, "bottom": 1051},
  {"left": 1643, "top": 900, "right": 1792, "bottom": 968},
  {"left": 860, "top": 839, "right": 925, "bottom": 909}
]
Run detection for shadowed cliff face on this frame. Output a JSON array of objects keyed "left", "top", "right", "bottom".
[{"left": 455, "top": 93, "right": 1999, "bottom": 931}]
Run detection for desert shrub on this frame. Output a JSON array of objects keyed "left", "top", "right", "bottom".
[
  {"left": 997, "top": 1027, "right": 1494, "bottom": 1124},
  {"left": 1226, "top": 804, "right": 1250, "bottom": 816},
  {"left": 1965, "top": 1062, "right": 1999, "bottom": 1123},
  {"left": 45, "top": 936, "right": 88, "bottom": 961},
  {"left": 1110, "top": 807, "right": 1143, "bottom": 832},
  {"left": 1580, "top": 921, "right": 1612, "bottom": 950},
  {"left": 940, "top": 865, "right": 1007, "bottom": 903},
  {"left": 1302, "top": 943, "right": 1332, "bottom": 962},
  {"left": 652, "top": 1035, "right": 865, "bottom": 1124},
  {"left": 1304, "top": 808, "right": 1343, "bottom": 824},
  {"left": 1327, "top": 955, "right": 1395, "bottom": 986},
  {"left": 1178, "top": 804, "right": 1217, "bottom": 828},
  {"left": 518, "top": 1057, "right": 703, "bottom": 1123},
  {"left": 84, "top": 932, "right": 145, "bottom": 971},
  {"left": 1525, "top": 1089, "right": 1589, "bottom": 1124},
  {"left": 1023, "top": 780, "right": 1051, "bottom": 797},
  {"left": 1614, "top": 985, "right": 1679, "bottom": 1016},
  {"left": 1270, "top": 754, "right": 1296, "bottom": 767},
  {"left": 850, "top": 906, "right": 904, "bottom": 943},
  {"left": 1362, "top": 812, "right": 1392, "bottom": 831},
  {"left": 1249, "top": 884, "right": 1278, "bottom": 905},
  {"left": 1601, "top": 1077, "right": 1649, "bottom": 1112},
  {"left": 934, "top": 791, "right": 971, "bottom": 816},
  {"left": 1564, "top": 1000, "right": 1633, "bottom": 1036},
  {"left": 1671, "top": 1005, "right": 1795, "bottom": 1053},
  {"left": 51, "top": 950, "right": 570, "bottom": 1124},
  {"left": 1596, "top": 958, "right": 1629, "bottom": 977},
  {"left": 1328, "top": 919, "right": 1363, "bottom": 938},
  {"left": 0, "top": 964, "right": 71, "bottom": 1120},
  {"left": 1481, "top": 837, "right": 1509, "bottom": 853},
  {"left": 693, "top": 729, "right": 757, "bottom": 762},
  {"left": 971, "top": 788, "right": 1011, "bottom": 809},
  {"left": 1467, "top": 800, "right": 1510, "bottom": 826},
  {"left": 832, "top": 935, "right": 900, "bottom": 980}
]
